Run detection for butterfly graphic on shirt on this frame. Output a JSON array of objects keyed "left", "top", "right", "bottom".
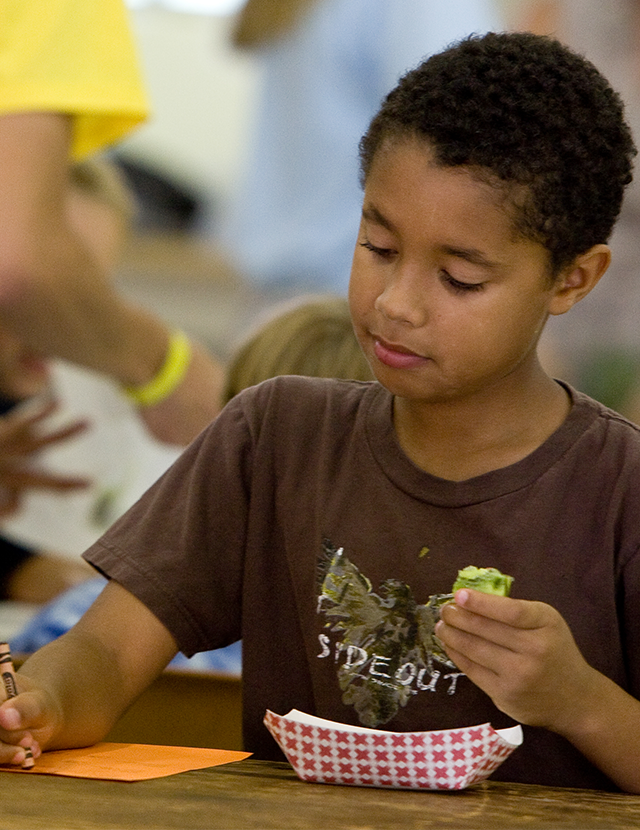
[{"left": 317, "top": 541, "right": 461, "bottom": 728}]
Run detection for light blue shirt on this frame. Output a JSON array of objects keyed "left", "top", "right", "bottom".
[{"left": 220, "top": 0, "right": 502, "bottom": 293}]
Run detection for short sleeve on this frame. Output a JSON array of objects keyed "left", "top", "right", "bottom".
[{"left": 0, "top": 0, "right": 148, "bottom": 158}]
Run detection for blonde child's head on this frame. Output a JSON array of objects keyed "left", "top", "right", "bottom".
[{"left": 222, "top": 295, "right": 374, "bottom": 404}]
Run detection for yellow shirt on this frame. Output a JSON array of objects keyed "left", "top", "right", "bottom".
[{"left": 0, "top": 0, "right": 148, "bottom": 158}]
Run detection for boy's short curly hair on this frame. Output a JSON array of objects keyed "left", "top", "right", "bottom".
[{"left": 359, "top": 31, "right": 637, "bottom": 275}]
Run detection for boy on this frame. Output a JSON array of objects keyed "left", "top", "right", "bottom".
[{"left": 0, "top": 32, "right": 638, "bottom": 792}]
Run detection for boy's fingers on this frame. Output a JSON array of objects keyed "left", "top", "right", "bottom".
[
  {"left": 439, "top": 599, "right": 550, "bottom": 655},
  {"left": 0, "top": 744, "right": 28, "bottom": 767},
  {"left": 0, "top": 735, "right": 41, "bottom": 767},
  {"left": 452, "top": 588, "right": 549, "bottom": 629},
  {"left": 0, "top": 694, "right": 48, "bottom": 735},
  {"left": 0, "top": 698, "right": 44, "bottom": 764},
  {"left": 436, "top": 615, "right": 507, "bottom": 669},
  {"left": 0, "top": 689, "right": 57, "bottom": 762},
  {"left": 0, "top": 704, "right": 22, "bottom": 731}
]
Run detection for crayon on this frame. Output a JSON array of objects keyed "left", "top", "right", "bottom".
[{"left": 0, "top": 643, "right": 34, "bottom": 769}]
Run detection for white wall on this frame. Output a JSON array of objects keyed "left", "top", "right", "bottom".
[
  {"left": 119, "top": 2, "right": 515, "bottom": 217},
  {"left": 119, "top": 8, "right": 260, "bottom": 206}
]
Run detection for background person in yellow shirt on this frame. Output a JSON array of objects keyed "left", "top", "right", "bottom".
[{"left": 0, "top": 0, "right": 224, "bottom": 449}]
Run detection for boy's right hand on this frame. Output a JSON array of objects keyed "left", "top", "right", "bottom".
[
  {"left": 0, "top": 676, "right": 60, "bottom": 766},
  {"left": 0, "top": 583, "right": 180, "bottom": 765}
]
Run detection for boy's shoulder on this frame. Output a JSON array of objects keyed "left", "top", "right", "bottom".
[
  {"left": 218, "top": 376, "right": 389, "bottom": 466},
  {"left": 571, "top": 385, "right": 640, "bottom": 430},
  {"left": 568, "top": 384, "right": 640, "bottom": 458},
  {"left": 227, "top": 375, "right": 390, "bottom": 445}
]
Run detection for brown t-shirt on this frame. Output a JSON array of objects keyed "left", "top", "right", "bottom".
[{"left": 85, "top": 376, "right": 640, "bottom": 790}]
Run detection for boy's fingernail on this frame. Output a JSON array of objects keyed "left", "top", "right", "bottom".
[
  {"left": 435, "top": 620, "right": 443, "bottom": 635},
  {"left": 11, "top": 747, "right": 26, "bottom": 766},
  {"left": 455, "top": 589, "right": 470, "bottom": 605}
]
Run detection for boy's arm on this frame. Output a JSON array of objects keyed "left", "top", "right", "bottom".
[
  {"left": 437, "top": 589, "right": 640, "bottom": 794},
  {"left": 0, "top": 580, "right": 178, "bottom": 763},
  {"left": 0, "top": 111, "right": 224, "bottom": 445}
]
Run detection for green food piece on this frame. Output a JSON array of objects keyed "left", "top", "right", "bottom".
[{"left": 452, "top": 566, "right": 513, "bottom": 596}]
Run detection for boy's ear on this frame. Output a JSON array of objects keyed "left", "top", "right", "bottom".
[{"left": 548, "top": 244, "right": 611, "bottom": 316}]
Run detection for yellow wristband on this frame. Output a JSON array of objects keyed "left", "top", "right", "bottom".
[{"left": 124, "top": 330, "right": 192, "bottom": 408}]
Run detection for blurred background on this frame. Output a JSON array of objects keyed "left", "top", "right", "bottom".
[
  {"left": 113, "top": 0, "right": 640, "bottom": 418},
  {"left": 109, "top": 0, "right": 262, "bottom": 361},
  {"left": 110, "top": 0, "right": 526, "bottom": 360}
]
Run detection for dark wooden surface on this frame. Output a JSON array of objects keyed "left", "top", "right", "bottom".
[{"left": 1, "top": 758, "right": 640, "bottom": 830}]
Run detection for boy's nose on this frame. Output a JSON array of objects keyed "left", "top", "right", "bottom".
[{"left": 374, "top": 263, "right": 428, "bottom": 328}]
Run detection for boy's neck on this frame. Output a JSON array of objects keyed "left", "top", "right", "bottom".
[{"left": 392, "top": 370, "right": 571, "bottom": 482}]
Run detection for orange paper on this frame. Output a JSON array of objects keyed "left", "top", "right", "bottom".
[{"left": 0, "top": 742, "right": 251, "bottom": 781}]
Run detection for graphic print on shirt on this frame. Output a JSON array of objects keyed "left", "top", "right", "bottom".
[{"left": 317, "top": 541, "right": 464, "bottom": 728}]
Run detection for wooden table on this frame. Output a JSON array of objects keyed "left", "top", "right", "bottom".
[{"left": 1, "top": 758, "right": 640, "bottom": 830}]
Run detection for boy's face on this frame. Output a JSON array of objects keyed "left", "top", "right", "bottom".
[{"left": 349, "top": 138, "right": 563, "bottom": 408}]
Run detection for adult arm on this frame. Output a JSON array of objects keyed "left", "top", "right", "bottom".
[
  {"left": 0, "top": 112, "right": 224, "bottom": 444},
  {"left": 0, "top": 580, "right": 178, "bottom": 762},
  {"left": 437, "top": 589, "right": 640, "bottom": 794}
]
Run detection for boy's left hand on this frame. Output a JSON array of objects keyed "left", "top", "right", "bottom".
[{"left": 436, "top": 589, "right": 594, "bottom": 732}]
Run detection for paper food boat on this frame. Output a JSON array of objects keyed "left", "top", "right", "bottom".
[{"left": 264, "top": 709, "right": 522, "bottom": 791}]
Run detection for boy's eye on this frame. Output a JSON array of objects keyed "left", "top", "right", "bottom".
[
  {"left": 359, "top": 239, "right": 395, "bottom": 259},
  {"left": 359, "top": 240, "right": 485, "bottom": 293},
  {"left": 442, "top": 271, "right": 484, "bottom": 294}
]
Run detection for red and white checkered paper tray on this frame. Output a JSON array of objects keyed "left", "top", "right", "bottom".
[{"left": 264, "top": 709, "right": 522, "bottom": 791}]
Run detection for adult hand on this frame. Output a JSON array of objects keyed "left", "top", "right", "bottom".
[{"left": 0, "top": 399, "right": 89, "bottom": 516}]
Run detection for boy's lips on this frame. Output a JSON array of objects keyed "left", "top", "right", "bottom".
[{"left": 373, "top": 337, "right": 428, "bottom": 370}]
